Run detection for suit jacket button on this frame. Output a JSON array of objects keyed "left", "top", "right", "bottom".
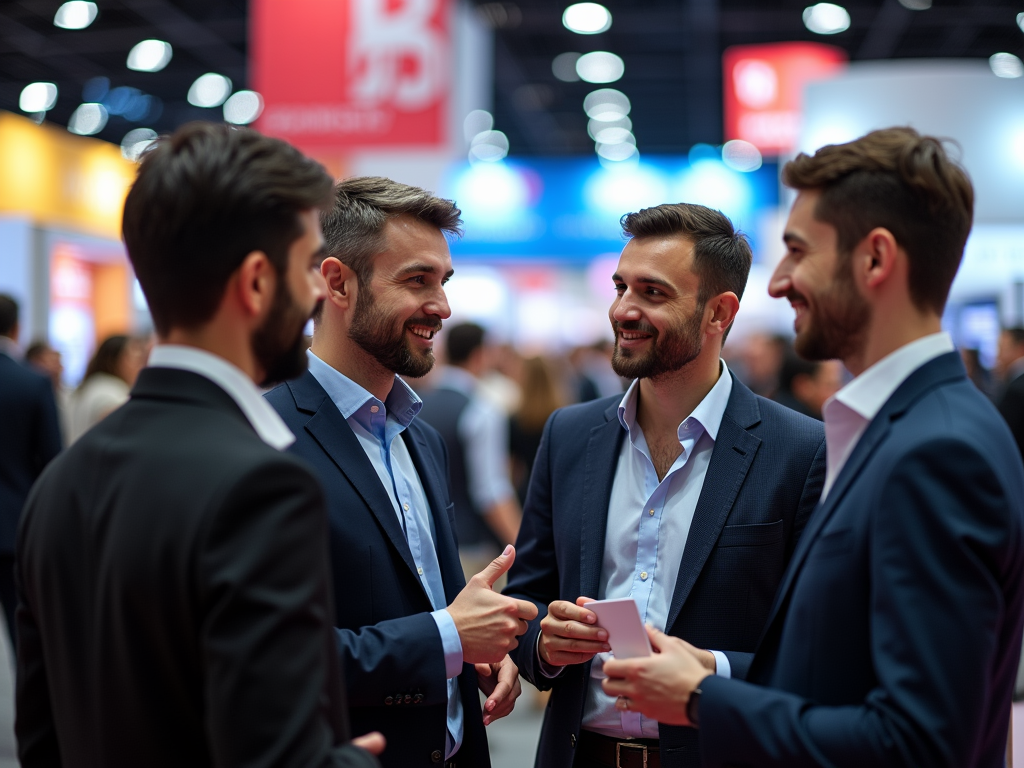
[
  {"left": 384, "top": 696, "right": 393, "bottom": 706},
  {"left": 404, "top": 694, "right": 413, "bottom": 704},
  {"left": 570, "top": 733, "right": 577, "bottom": 748},
  {"left": 431, "top": 749, "right": 443, "bottom": 762},
  {"left": 414, "top": 693, "right": 424, "bottom": 703}
]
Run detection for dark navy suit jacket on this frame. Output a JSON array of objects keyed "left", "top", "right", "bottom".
[
  {"left": 699, "top": 353, "right": 1024, "bottom": 768},
  {"left": 504, "top": 372, "right": 826, "bottom": 768},
  {"left": 266, "top": 371, "right": 489, "bottom": 768},
  {"left": 0, "top": 350, "right": 61, "bottom": 554}
]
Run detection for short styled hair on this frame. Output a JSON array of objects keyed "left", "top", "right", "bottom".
[
  {"left": 446, "top": 323, "right": 486, "bottom": 366},
  {"left": 620, "top": 203, "right": 753, "bottom": 305},
  {"left": 321, "top": 176, "right": 463, "bottom": 287},
  {"left": 1004, "top": 327, "right": 1024, "bottom": 347},
  {"left": 122, "top": 123, "right": 334, "bottom": 336},
  {"left": 0, "top": 294, "right": 17, "bottom": 338},
  {"left": 782, "top": 127, "right": 974, "bottom": 315}
]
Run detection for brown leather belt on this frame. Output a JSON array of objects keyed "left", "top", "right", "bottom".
[{"left": 577, "top": 731, "right": 661, "bottom": 768}]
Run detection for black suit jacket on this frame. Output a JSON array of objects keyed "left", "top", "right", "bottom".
[
  {"left": 505, "top": 373, "right": 826, "bottom": 768},
  {"left": 265, "top": 371, "right": 490, "bottom": 768},
  {"left": 998, "top": 369, "right": 1024, "bottom": 459},
  {"left": 699, "top": 353, "right": 1024, "bottom": 768},
  {"left": 16, "top": 367, "right": 376, "bottom": 768},
  {"left": 0, "top": 351, "right": 61, "bottom": 553}
]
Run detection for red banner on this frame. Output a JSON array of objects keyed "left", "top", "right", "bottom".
[
  {"left": 723, "top": 42, "right": 846, "bottom": 156},
  {"left": 251, "top": 0, "right": 450, "bottom": 151}
]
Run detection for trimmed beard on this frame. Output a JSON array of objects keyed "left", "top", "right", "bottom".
[
  {"left": 791, "top": 257, "right": 869, "bottom": 362},
  {"left": 252, "top": 277, "right": 315, "bottom": 388},
  {"left": 611, "top": 303, "right": 705, "bottom": 380},
  {"left": 348, "top": 283, "right": 441, "bottom": 378}
]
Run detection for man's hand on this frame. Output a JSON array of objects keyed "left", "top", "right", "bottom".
[
  {"left": 538, "top": 596, "right": 610, "bottom": 667},
  {"left": 601, "top": 626, "right": 710, "bottom": 727},
  {"left": 352, "top": 732, "right": 386, "bottom": 755},
  {"left": 448, "top": 545, "right": 539, "bottom": 664},
  {"left": 475, "top": 655, "right": 522, "bottom": 725}
]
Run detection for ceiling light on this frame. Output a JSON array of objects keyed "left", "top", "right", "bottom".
[
  {"left": 552, "top": 52, "right": 582, "bottom": 82},
  {"left": 187, "top": 73, "right": 233, "bottom": 108},
  {"left": 593, "top": 126, "right": 634, "bottom": 145},
  {"left": 596, "top": 142, "right": 638, "bottom": 162},
  {"left": 127, "top": 40, "right": 173, "bottom": 72},
  {"left": 562, "top": 3, "right": 612, "bottom": 35},
  {"left": 54, "top": 1, "right": 97, "bottom": 29},
  {"left": 463, "top": 109, "right": 494, "bottom": 142},
  {"left": 68, "top": 103, "right": 108, "bottom": 135},
  {"left": 576, "top": 51, "right": 624, "bottom": 83},
  {"left": 587, "top": 115, "right": 631, "bottom": 139},
  {"left": 896, "top": 0, "right": 930, "bottom": 9},
  {"left": 469, "top": 130, "right": 510, "bottom": 163},
  {"left": 121, "top": 128, "right": 158, "bottom": 161},
  {"left": 223, "top": 91, "right": 264, "bottom": 124},
  {"left": 990, "top": 52, "right": 1024, "bottom": 78},
  {"left": 19, "top": 82, "right": 58, "bottom": 113},
  {"left": 802, "top": 3, "right": 851, "bottom": 35},
  {"left": 721, "top": 140, "right": 763, "bottom": 172},
  {"left": 584, "top": 88, "right": 630, "bottom": 121}
]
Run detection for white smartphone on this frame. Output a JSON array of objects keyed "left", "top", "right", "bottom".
[{"left": 587, "top": 597, "right": 652, "bottom": 659}]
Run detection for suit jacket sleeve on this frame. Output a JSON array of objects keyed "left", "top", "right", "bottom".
[
  {"left": 31, "top": 376, "right": 62, "bottom": 473},
  {"left": 699, "top": 438, "right": 1019, "bottom": 768},
  {"left": 999, "top": 383, "right": 1024, "bottom": 459},
  {"left": 504, "top": 411, "right": 559, "bottom": 689},
  {"left": 199, "top": 458, "right": 378, "bottom": 768}
]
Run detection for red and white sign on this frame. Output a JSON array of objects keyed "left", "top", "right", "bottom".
[
  {"left": 251, "top": 0, "right": 451, "bottom": 151},
  {"left": 723, "top": 43, "right": 847, "bottom": 156}
]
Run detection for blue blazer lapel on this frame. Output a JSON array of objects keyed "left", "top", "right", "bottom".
[
  {"left": 580, "top": 402, "right": 626, "bottom": 600},
  {"left": 402, "top": 422, "right": 465, "bottom": 603},
  {"left": 666, "top": 376, "right": 761, "bottom": 630},
  {"left": 288, "top": 372, "right": 422, "bottom": 585}
]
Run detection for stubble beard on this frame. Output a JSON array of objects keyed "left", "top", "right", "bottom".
[
  {"left": 611, "top": 304, "right": 705, "bottom": 381},
  {"left": 792, "top": 261, "right": 870, "bottom": 362},
  {"left": 348, "top": 284, "right": 440, "bottom": 379}
]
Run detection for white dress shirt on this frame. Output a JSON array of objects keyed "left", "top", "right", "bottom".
[
  {"left": 147, "top": 345, "right": 295, "bottom": 450},
  {"left": 820, "top": 332, "right": 955, "bottom": 500},
  {"left": 582, "top": 362, "right": 733, "bottom": 739}
]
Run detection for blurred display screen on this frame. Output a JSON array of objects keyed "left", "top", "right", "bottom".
[{"left": 441, "top": 155, "right": 779, "bottom": 262}]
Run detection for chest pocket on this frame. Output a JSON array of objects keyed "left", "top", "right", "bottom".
[{"left": 717, "top": 519, "right": 784, "bottom": 547}]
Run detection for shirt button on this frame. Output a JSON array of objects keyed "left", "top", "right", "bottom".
[
  {"left": 640, "top": 571, "right": 648, "bottom": 580},
  {"left": 649, "top": 509, "right": 655, "bottom": 516},
  {"left": 417, "top": 566, "right": 424, "bottom": 575},
  {"left": 404, "top": 503, "right": 410, "bottom": 511},
  {"left": 370, "top": 405, "right": 379, "bottom": 413}
]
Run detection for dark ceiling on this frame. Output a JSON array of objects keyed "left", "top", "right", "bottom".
[{"left": 0, "top": 0, "right": 1021, "bottom": 154}]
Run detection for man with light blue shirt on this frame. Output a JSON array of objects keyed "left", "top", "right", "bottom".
[
  {"left": 265, "top": 176, "right": 537, "bottom": 768},
  {"left": 504, "top": 202, "right": 826, "bottom": 768}
]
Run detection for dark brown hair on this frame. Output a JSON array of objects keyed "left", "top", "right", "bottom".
[
  {"left": 782, "top": 127, "right": 974, "bottom": 315},
  {"left": 0, "top": 294, "right": 17, "bottom": 338},
  {"left": 81, "top": 335, "right": 130, "bottom": 383},
  {"left": 620, "top": 203, "right": 753, "bottom": 305},
  {"left": 321, "top": 176, "right": 463, "bottom": 287},
  {"left": 122, "top": 122, "right": 334, "bottom": 336}
]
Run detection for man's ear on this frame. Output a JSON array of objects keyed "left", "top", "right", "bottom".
[
  {"left": 857, "top": 227, "right": 900, "bottom": 292},
  {"left": 321, "top": 257, "right": 358, "bottom": 313},
  {"left": 705, "top": 291, "right": 740, "bottom": 340},
  {"left": 235, "top": 250, "right": 275, "bottom": 321}
]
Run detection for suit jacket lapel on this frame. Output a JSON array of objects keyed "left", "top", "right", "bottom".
[
  {"left": 289, "top": 372, "right": 422, "bottom": 586},
  {"left": 666, "top": 379, "right": 761, "bottom": 630},
  {"left": 580, "top": 403, "right": 626, "bottom": 600},
  {"left": 402, "top": 423, "right": 466, "bottom": 603}
]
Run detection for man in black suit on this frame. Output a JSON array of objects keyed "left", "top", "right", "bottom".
[
  {"left": 603, "top": 128, "right": 1024, "bottom": 768},
  {"left": 996, "top": 326, "right": 1024, "bottom": 457},
  {"left": 504, "top": 203, "right": 826, "bottom": 768},
  {"left": 0, "top": 294, "right": 61, "bottom": 645},
  {"left": 266, "top": 176, "right": 537, "bottom": 768},
  {"left": 16, "top": 123, "right": 380, "bottom": 768}
]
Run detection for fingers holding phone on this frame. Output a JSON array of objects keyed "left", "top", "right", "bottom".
[{"left": 538, "top": 597, "right": 611, "bottom": 667}]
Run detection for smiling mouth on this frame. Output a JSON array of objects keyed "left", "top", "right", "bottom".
[
  {"left": 408, "top": 325, "right": 437, "bottom": 340},
  {"left": 619, "top": 331, "right": 652, "bottom": 341}
]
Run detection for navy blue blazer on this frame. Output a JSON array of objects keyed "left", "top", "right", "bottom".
[
  {"left": 699, "top": 353, "right": 1024, "bottom": 768},
  {"left": 266, "top": 371, "right": 489, "bottom": 768},
  {"left": 504, "top": 372, "right": 826, "bottom": 768},
  {"left": 0, "top": 351, "right": 61, "bottom": 554}
]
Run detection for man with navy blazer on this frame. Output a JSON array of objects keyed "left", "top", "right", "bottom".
[
  {"left": 266, "top": 177, "right": 537, "bottom": 768},
  {"left": 603, "top": 128, "right": 1024, "bottom": 768},
  {"left": 505, "top": 203, "right": 826, "bottom": 768}
]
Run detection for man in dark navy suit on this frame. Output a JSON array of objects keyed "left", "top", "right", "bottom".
[
  {"left": 504, "top": 203, "right": 826, "bottom": 768},
  {"left": 0, "top": 294, "right": 61, "bottom": 644},
  {"left": 266, "top": 176, "right": 537, "bottom": 768},
  {"left": 603, "top": 128, "right": 1024, "bottom": 768}
]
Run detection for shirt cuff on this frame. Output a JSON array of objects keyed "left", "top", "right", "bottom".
[
  {"left": 536, "top": 631, "right": 566, "bottom": 679},
  {"left": 710, "top": 650, "right": 731, "bottom": 679},
  {"left": 432, "top": 609, "right": 464, "bottom": 679}
]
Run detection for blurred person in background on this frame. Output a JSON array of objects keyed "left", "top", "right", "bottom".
[
  {"left": 996, "top": 327, "right": 1024, "bottom": 457},
  {"left": 477, "top": 341, "right": 523, "bottom": 416},
  {"left": 570, "top": 340, "right": 625, "bottom": 403},
  {"left": 25, "top": 340, "right": 71, "bottom": 441},
  {"left": 420, "top": 322, "right": 523, "bottom": 559},
  {"left": 67, "top": 333, "right": 149, "bottom": 443},
  {"left": 960, "top": 347, "right": 994, "bottom": 398},
  {"left": 266, "top": 177, "right": 533, "bottom": 768},
  {"left": 509, "top": 356, "right": 567, "bottom": 504},
  {"left": 16, "top": 123, "right": 380, "bottom": 768},
  {"left": 736, "top": 332, "right": 787, "bottom": 399},
  {"left": 772, "top": 352, "right": 844, "bottom": 420},
  {"left": 505, "top": 203, "right": 826, "bottom": 768},
  {"left": 0, "top": 294, "right": 62, "bottom": 647}
]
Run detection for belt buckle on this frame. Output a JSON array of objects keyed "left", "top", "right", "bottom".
[{"left": 616, "top": 741, "right": 647, "bottom": 768}]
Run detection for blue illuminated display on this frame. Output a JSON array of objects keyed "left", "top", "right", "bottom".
[{"left": 441, "top": 156, "right": 778, "bottom": 262}]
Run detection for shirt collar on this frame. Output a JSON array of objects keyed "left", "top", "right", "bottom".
[
  {"left": 826, "top": 332, "right": 955, "bottom": 422},
  {"left": 306, "top": 350, "right": 421, "bottom": 428},
  {"left": 147, "top": 344, "right": 296, "bottom": 450},
  {"left": 434, "top": 365, "right": 478, "bottom": 395},
  {"left": 617, "top": 359, "right": 733, "bottom": 442}
]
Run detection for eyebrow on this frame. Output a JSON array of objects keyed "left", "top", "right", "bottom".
[
  {"left": 396, "top": 263, "right": 455, "bottom": 280},
  {"left": 613, "top": 272, "right": 674, "bottom": 290},
  {"left": 783, "top": 232, "right": 809, "bottom": 247}
]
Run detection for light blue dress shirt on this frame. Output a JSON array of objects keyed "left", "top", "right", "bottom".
[
  {"left": 306, "top": 351, "right": 464, "bottom": 758},
  {"left": 583, "top": 362, "right": 733, "bottom": 739}
]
